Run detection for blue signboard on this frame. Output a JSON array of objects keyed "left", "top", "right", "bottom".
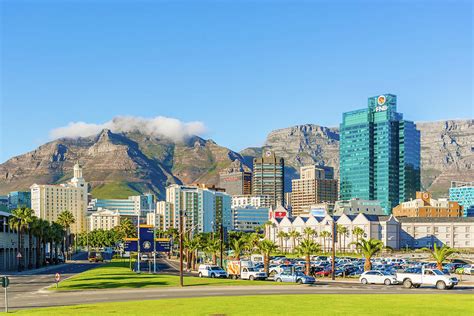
[{"left": 123, "top": 226, "right": 171, "bottom": 253}]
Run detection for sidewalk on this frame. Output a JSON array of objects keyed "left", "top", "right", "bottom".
[{"left": 5, "top": 252, "right": 86, "bottom": 276}]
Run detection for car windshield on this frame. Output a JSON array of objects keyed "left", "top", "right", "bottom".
[
  {"left": 432, "top": 270, "right": 444, "bottom": 275},
  {"left": 210, "top": 267, "right": 222, "bottom": 271}
]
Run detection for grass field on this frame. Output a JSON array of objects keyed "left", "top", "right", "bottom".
[
  {"left": 15, "top": 294, "right": 474, "bottom": 315},
  {"left": 52, "top": 260, "right": 282, "bottom": 291}
]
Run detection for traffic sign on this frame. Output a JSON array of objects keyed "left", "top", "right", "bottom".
[
  {"left": 55, "top": 273, "right": 61, "bottom": 282},
  {"left": 1, "top": 276, "right": 9, "bottom": 288},
  {"left": 16, "top": 252, "right": 22, "bottom": 259}
]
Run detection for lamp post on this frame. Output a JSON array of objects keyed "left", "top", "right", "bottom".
[
  {"left": 219, "top": 223, "right": 224, "bottom": 267},
  {"left": 179, "top": 210, "right": 187, "bottom": 287},
  {"left": 137, "top": 211, "right": 141, "bottom": 273}
]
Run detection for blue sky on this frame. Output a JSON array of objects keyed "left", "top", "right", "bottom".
[{"left": 1, "top": 0, "right": 472, "bottom": 163}]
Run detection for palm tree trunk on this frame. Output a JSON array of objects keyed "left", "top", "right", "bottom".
[
  {"left": 17, "top": 230, "right": 22, "bottom": 271},
  {"left": 36, "top": 236, "right": 41, "bottom": 268},
  {"left": 264, "top": 254, "right": 269, "bottom": 275},
  {"left": 306, "top": 254, "right": 310, "bottom": 275},
  {"left": 28, "top": 230, "right": 34, "bottom": 269},
  {"left": 364, "top": 257, "right": 371, "bottom": 271}
]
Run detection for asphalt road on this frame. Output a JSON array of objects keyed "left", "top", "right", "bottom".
[{"left": 2, "top": 254, "right": 473, "bottom": 311}]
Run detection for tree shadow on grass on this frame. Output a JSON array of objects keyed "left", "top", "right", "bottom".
[{"left": 58, "top": 280, "right": 170, "bottom": 290}]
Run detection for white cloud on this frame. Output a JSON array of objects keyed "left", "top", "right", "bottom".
[{"left": 49, "top": 116, "right": 207, "bottom": 142}]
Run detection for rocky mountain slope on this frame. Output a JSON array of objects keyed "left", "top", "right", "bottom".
[
  {"left": 241, "top": 119, "right": 473, "bottom": 196},
  {"left": 0, "top": 129, "right": 247, "bottom": 199},
  {"left": 1, "top": 119, "right": 472, "bottom": 199}
]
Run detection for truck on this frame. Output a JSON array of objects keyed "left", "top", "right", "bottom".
[
  {"left": 396, "top": 268, "right": 459, "bottom": 290},
  {"left": 227, "top": 260, "right": 267, "bottom": 280}
]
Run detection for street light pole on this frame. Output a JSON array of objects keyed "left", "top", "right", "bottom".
[
  {"left": 219, "top": 223, "right": 224, "bottom": 267},
  {"left": 331, "top": 220, "right": 336, "bottom": 281},
  {"left": 179, "top": 209, "right": 185, "bottom": 287},
  {"left": 137, "top": 211, "right": 141, "bottom": 273}
]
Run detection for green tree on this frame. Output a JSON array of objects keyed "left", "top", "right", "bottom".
[
  {"left": 352, "top": 227, "right": 365, "bottom": 246},
  {"left": 115, "top": 218, "right": 137, "bottom": 239},
  {"left": 422, "top": 244, "right": 458, "bottom": 270},
  {"left": 288, "top": 230, "right": 301, "bottom": 253},
  {"left": 229, "top": 237, "right": 246, "bottom": 260},
  {"left": 319, "top": 230, "right": 331, "bottom": 253},
  {"left": 258, "top": 239, "right": 278, "bottom": 275},
  {"left": 31, "top": 218, "right": 50, "bottom": 268},
  {"left": 337, "top": 225, "right": 348, "bottom": 253},
  {"left": 352, "top": 238, "right": 384, "bottom": 271},
  {"left": 296, "top": 239, "right": 321, "bottom": 275},
  {"left": 9, "top": 207, "right": 35, "bottom": 271},
  {"left": 303, "top": 227, "right": 317, "bottom": 241},
  {"left": 50, "top": 222, "right": 65, "bottom": 263},
  {"left": 57, "top": 210, "right": 75, "bottom": 261},
  {"left": 205, "top": 238, "right": 221, "bottom": 265},
  {"left": 277, "top": 231, "right": 288, "bottom": 253}
]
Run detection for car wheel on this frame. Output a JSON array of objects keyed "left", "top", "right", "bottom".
[
  {"left": 403, "top": 279, "right": 413, "bottom": 289},
  {"left": 436, "top": 281, "right": 446, "bottom": 290},
  {"left": 232, "top": 275, "right": 238, "bottom": 280},
  {"left": 384, "top": 279, "right": 391, "bottom": 286},
  {"left": 297, "top": 279, "right": 303, "bottom": 284},
  {"left": 361, "top": 278, "right": 368, "bottom": 285},
  {"left": 249, "top": 275, "right": 255, "bottom": 281},
  {"left": 211, "top": 273, "right": 215, "bottom": 278},
  {"left": 276, "top": 278, "right": 282, "bottom": 282},
  {"left": 198, "top": 272, "right": 203, "bottom": 278}
]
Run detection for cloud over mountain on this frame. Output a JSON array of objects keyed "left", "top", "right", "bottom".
[{"left": 49, "top": 116, "right": 207, "bottom": 142}]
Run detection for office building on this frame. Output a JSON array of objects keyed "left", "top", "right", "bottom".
[
  {"left": 30, "top": 163, "right": 88, "bottom": 234},
  {"left": 219, "top": 171, "right": 252, "bottom": 196},
  {"left": 333, "top": 198, "right": 386, "bottom": 216},
  {"left": 449, "top": 181, "right": 474, "bottom": 216},
  {"left": 339, "top": 94, "right": 420, "bottom": 213},
  {"left": 393, "top": 192, "right": 463, "bottom": 218},
  {"left": 231, "top": 195, "right": 272, "bottom": 209},
  {"left": 89, "top": 208, "right": 121, "bottom": 231},
  {"left": 252, "top": 151, "right": 284, "bottom": 208},
  {"left": 7, "top": 191, "right": 31, "bottom": 210},
  {"left": 166, "top": 184, "right": 232, "bottom": 234},
  {"left": 232, "top": 206, "right": 270, "bottom": 232},
  {"left": 0, "top": 196, "right": 8, "bottom": 212},
  {"left": 290, "top": 165, "right": 338, "bottom": 216},
  {"left": 88, "top": 193, "right": 155, "bottom": 217}
]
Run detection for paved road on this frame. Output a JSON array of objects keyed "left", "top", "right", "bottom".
[{"left": 2, "top": 254, "right": 473, "bottom": 311}]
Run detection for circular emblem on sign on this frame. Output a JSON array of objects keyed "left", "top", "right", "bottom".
[
  {"left": 143, "top": 241, "right": 151, "bottom": 250},
  {"left": 423, "top": 193, "right": 429, "bottom": 199},
  {"left": 377, "top": 95, "right": 386, "bottom": 105},
  {"left": 265, "top": 151, "right": 272, "bottom": 157}
]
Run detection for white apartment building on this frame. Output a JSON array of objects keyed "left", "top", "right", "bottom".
[
  {"left": 333, "top": 198, "right": 386, "bottom": 216},
  {"left": 89, "top": 208, "right": 121, "bottom": 231},
  {"left": 31, "top": 163, "right": 88, "bottom": 234},
  {"left": 146, "top": 212, "right": 163, "bottom": 230},
  {"left": 231, "top": 195, "right": 272, "bottom": 209},
  {"left": 166, "top": 185, "right": 232, "bottom": 234}
]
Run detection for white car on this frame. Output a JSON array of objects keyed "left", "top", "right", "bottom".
[
  {"left": 360, "top": 270, "right": 398, "bottom": 285},
  {"left": 463, "top": 264, "right": 474, "bottom": 275},
  {"left": 198, "top": 265, "right": 228, "bottom": 278},
  {"left": 397, "top": 269, "right": 458, "bottom": 290}
]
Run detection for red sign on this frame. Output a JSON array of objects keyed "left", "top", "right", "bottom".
[
  {"left": 274, "top": 211, "right": 287, "bottom": 218},
  {"left": 55, "top": 273, "right": 61, "bottom": 282}
]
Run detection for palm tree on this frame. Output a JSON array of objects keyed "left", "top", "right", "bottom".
[
  {"left": 9, "top": 207, "right": 35, "bottom": 271},
  {"left": 352, "top": 227, "right": 365, "bottom": 248},
  {"left": 337, "top": 226, "right": 348, "bottom": 253},
  {"left": 258, "top": 239, "right": 278, "bottom": 275},
  {"left": 288, "top": 230, "right": 301, "bottom": 253},
  {"left": 31, "top": 218, "right": 50, "bottom": 268},
  {"left": 276, "top": 231, "right": 287, "bottom": 252},
  {"left": 296, "top": 239, "right": 321, "bottom": 275},
  {"left": 422, "top": 244, "right": 458, "bottom": 270},
  {"left": 205, "top": 238, "right": 221, "bottom": 265},
  {"left": 320, "top": 231, "right": 331, "bottom": 253},
  {"left": 115, "top": 218, "right": 137, "bottom": 239},
  {"left": 57, "top": 210, "right": 75, "bottom": 261},
  {"left": 303, "top": 227, "right": 316, "bottom": 241},
  {"left": 50, "top": 222, "right": 65, "bottom": 263},
  {"left": 352, "top": 238, "right": 384, "bottom": 271},
  {"left": 229, "top": 237, "right": 246, "bottom": 260}
]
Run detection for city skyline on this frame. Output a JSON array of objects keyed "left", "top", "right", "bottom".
[{"left": 1, "top": 1, "right": 473, "bottom": 162}]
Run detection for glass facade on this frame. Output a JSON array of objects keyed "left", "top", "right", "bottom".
[
  {"left": 340, "top": 94, "right": 420, "bottom": 214},
  {"left": 449, "top": 183, "right": 474, "bottom": 217},
  {"left": 7, "top": 191, "right": 31, "bottom": 210}
]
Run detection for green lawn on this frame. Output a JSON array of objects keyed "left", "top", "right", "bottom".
[
  {"left": 52, "top": 261, "right": 281, "bottom": 291},
  {"left": 15, "top": 294, "right": 474, "bottom": 315}
]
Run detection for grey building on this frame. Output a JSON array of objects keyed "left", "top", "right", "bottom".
[{"left": 252, "top": 151, "right": 284, "bottom": 208}]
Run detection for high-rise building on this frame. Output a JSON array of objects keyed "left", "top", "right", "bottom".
[
  {"left": 232, "top": 206, "right": 270, "bottom": 232},
  {"left": 231, "top": 195, "right": 272, "bottom": 209},
  {"left": 290, "top": 165, "right": 338, "bottom": 216},
  {"left": 219, "top": 171, "right": 252, "bottom": 196},
  {"left": 88, "top": 193, "right": 155, "bottom": 216},
  {"left": 7, "top": 191, "right": 31, "bottom": 210},
  {"left": 252, "top": 151, "right": 284, "bottom": 208},
  {"left": 339, "top": 94, "right": 420, "bottom": 214},
  {"left": 166, "top": 184, "right": 232, "bottom": 234},
  {"left": 31, "top": 163, "right": 88, "bottom": 234},
  {"left": 449, "top": 181, "right": 474, "bottom": 217}
]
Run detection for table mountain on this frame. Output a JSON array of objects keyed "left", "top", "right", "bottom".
[{"left": 0, "top": 129, "right": 248, "bottom": 199}]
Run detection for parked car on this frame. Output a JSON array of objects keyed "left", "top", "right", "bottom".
[
  {"left": 360, "top": 270, "right": 398, "bottom": 285},
  {"left": 396, "top": 268, "right": 458, "bottom": 290},
  {"left": 88, "top": 252, "right": 103, "bottom": 263},
  {"left": 198, "top": 265, "right": 228, "bottom": 278},
  {"left": 463, "top": 264, "right": 474, "bottom": 275},
  {"left": 274, "top": 271, "right": 315, "bottom": 284},
  {"left": 269, "top": 264, "right": 294, "bottom": 277},
  {"left": 226, "top": 260, "right": 267, "bottom": 280}
]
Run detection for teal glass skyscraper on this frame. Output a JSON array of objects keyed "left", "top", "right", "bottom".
[{"left": 339, "top": 94, "right": 420, "bottom": 214}]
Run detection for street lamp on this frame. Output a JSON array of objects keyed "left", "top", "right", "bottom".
[
  {"left": 179, "top": 210, "right": 187, "bottom": 287},
  {"left": 325, "top": 219, "right": 337, "bottom": 281}
]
